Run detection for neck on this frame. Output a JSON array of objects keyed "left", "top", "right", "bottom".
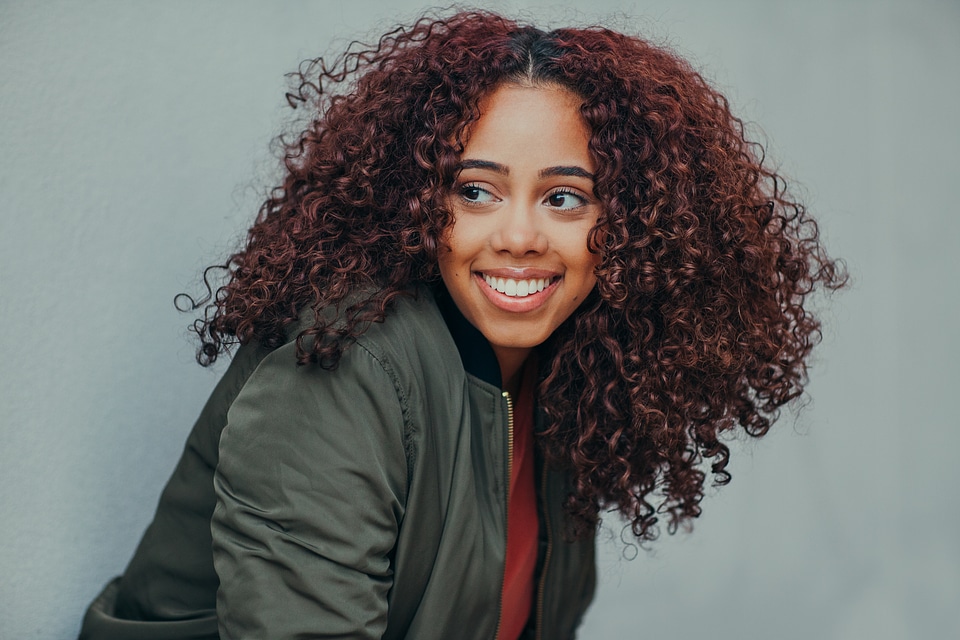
[{"left": 493, "top": 346, "right": 532, "bottom": 397}]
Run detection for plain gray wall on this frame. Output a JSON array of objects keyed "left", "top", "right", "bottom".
[{"left": 2, "top": 1, "right": 958, "bottom": 638}]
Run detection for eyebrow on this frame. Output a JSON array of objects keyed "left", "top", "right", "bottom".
[
  {"left": 457, "top": 159, "right": 594, "bottom": 181},
  {"left": 458, "top": 159, "right": 508, "bottom": 175},
  {"left": 539, "top": 165, "right": 595, "bottom": 180}
]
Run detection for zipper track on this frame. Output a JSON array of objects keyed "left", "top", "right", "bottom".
[
  {"left": 494, "top": 391, "right": 514, "bottom": 640},
  {"left": 534, "top": 458, "right": 552, "bottom": 640}
]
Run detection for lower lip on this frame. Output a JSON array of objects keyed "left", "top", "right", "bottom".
[{"left": 474, "top": 273, "right": 560, "bottom": 313}]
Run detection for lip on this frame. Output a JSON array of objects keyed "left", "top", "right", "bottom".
[{"left": 473, "top": 271, "right": 561, "bottom": 313}]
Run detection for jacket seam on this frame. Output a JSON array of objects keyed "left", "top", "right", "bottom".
[{"left": 352, "top": 340, "right": 414, "bottom": 505}]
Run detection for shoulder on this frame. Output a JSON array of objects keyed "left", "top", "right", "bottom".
[
  {"left": 232, "top": 288, "right": 464, "bottom": 433},
  {"left": 218, "top": 288, "right": 463, "bottom": 503},
  {"left": 352, "top": 289, "right": 462, "bottom": 384},
  {"left": 347, "top": 288, "right": 469, "bottom": 430}
]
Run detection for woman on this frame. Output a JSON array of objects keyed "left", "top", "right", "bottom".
[{"left": 80, "top": 9, "right": 844, "bottom": 640}]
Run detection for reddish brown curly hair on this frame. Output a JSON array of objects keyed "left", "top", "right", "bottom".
[{"left": 184, "top": 10, "right": 845, "bottom": 541}]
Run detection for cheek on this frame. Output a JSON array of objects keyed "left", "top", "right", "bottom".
[
  {"left": 436, "top": 240, "right": 469, "bottom": 293},
  {"left": 436, "top": 246, "right": 456, "bottom": 282},
  {"left": 435, "top": 224, "right": 455, "bottom": 265},
  {"left": 569, "top": 249, "right": 601, "bottom": 302},
  {"left": 564, "top": 229, "right": 601, "bottom": 275},
  {"left": 436, "top": 218, "right": 479, "bottom": 272}
]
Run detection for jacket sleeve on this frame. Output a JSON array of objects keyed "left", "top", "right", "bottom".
[{"left": 211, "top": 340, "right": 409, "bottom": 639}]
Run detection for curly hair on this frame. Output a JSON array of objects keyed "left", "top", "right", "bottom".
[{"left": 184, "top": 9, "right": 845, "bottom": 541}]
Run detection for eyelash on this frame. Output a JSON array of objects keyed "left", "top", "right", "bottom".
[
  {"left": 544, "top": 188, "right": 587, "bottom": 210},
  {"left": 458, "top": 183, "right": 493, "bottom": 205}
]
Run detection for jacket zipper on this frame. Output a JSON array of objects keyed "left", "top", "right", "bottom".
[
  {"left": 494, "top": 390, "right": 514, "bottom": 640},
  {"left": 534, "top": 457, "right": 552, "bottom": 640}
]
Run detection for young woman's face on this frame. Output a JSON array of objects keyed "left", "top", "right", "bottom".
[{"left": 438, "top": 83, "right": 601, "bottom": 371}]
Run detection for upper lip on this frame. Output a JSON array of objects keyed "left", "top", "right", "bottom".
[{"left": 474, "top": 268, "right": 560, "bottom": 279}]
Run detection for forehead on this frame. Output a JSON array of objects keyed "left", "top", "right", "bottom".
[{"left": 462, "top": 83, "right": 594, "bottom": 171}]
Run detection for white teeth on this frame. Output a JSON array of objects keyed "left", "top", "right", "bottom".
[{"left": 482, "top": 275, "right": 550, "bottom": 297}]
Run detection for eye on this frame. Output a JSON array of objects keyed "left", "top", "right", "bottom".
[
  {"left": 544, "top": 189, "right": 587, "bottom": 210},
  {"left": 459, "top": 183, "right": 497, "bottom": 205}
]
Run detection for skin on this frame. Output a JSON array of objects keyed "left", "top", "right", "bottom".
[{"left": 438, "top": 83, "right": 602, "bottom": 395}]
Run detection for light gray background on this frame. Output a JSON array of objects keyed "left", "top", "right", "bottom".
[{"left": 1, "top": 1, "right": 957, "bottom": 638}]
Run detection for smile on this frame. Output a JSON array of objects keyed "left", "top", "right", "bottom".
[{"left": 482, "top": 274, "right": 557, "bottom": 298}]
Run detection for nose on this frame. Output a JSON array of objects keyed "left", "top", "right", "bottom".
[{"left": 490, "top": 202, "right": 548, "bottom": 257}]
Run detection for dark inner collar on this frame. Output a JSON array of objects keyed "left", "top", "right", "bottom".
[{"left": 433, "top": 285, "right": 502, "bottom": 389}]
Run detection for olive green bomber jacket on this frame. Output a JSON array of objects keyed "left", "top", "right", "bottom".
[{"left": 79, "top": 288, "right": 596, "bottom": 639}]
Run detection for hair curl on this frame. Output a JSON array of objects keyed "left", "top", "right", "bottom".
[{"left": 183, "top": 9, "right": 846, "bottom": 541}]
